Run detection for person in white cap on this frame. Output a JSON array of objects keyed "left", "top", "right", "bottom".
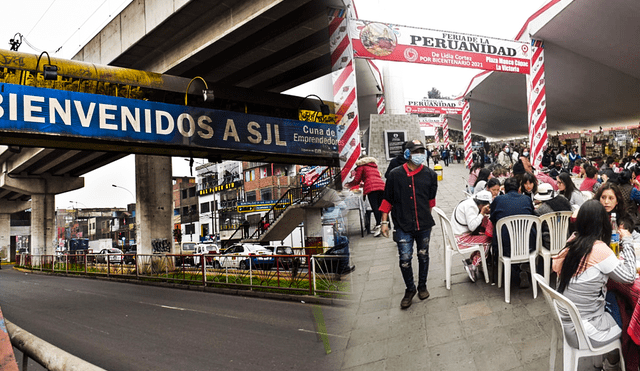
[{"left": 450, "top": 190, "right": 493, "bottom": 282}]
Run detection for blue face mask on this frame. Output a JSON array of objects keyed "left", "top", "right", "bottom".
[{"left": 411, "top": 153, "right": 426, "bottom": 165}]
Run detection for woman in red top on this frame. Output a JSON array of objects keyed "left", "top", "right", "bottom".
[
  {"left": 579, "top": 165, "right": 599, "bottom": 193},
  {"left": 348, "top": 156, "right": 386, "bottom": 236}
]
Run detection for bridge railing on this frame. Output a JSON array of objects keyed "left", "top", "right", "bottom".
[
  {"left": 6, "top": 319, "right": 107, "bottom": 371},
  {"left": 15, "top": 253, "right": 351, "bottom": 299}
]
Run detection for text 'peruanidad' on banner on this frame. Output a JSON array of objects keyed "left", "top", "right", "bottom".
[
  {"left": 406, "top": 98, "right": 463, "bottom": 114},
  {"left": 349, "top": 19, "right": 530, "bottom": 74}
]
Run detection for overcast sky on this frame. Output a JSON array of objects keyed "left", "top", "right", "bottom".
[{"left": 1, "top": 0, "right": 549, "bottom": 209}]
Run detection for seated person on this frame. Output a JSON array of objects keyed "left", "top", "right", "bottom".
[
  {"left": 450, "top": 190, "right": 493, "bottom": 283},
  {"left": 553, "top": 200, "right": 636, "bottom": 371},
  {"left": 579, "top": 165, "right": 599, "bottom": 193},
  {"left": 533, "top": 183, "right": 572, "bottom": 250},
  {"left": 490, "top": 177, "right": 537, "bottom": 288},
  {"left": 557, "top": 173, "right": 585, "bottom": 211},
  {"left": 519, "top": 172, "right": 538, "bottom": 201},
  {"left": 472, "top": 168, "right": 492, "bottom": 195}
]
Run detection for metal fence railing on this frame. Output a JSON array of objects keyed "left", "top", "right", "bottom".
[{"left": 15, "top": 253, "right": 351, "bottom": 299}]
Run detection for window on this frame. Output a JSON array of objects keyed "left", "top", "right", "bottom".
[
  {"left": 201, "top": 202, "right": 210, "bottom": 213},
  {"left": 202, "top": 223, "right": 209, "bottom": 237},
  {"left": 182, "top": 206, "right": 189, "bottom": 216},
  {"left": 174, "top": 208, "right": 179, "bottom": 216},
  {"left": 185, "top": 224, "right": 195, "bottom": 234},
  {"left": 245, "top": 191, "right": 256, "bottom": 202},
  {"left": 245, "top": 170, "right": 255, "bottom": 182},
  {"left": 189, "top": 205, "right": 197, "bottom": 215},
  {"left": 189, "top": 188, "right": 196, "bottom": 197},
  {"left": 261, "top": 188, "right": 272, "bottom": 201}
]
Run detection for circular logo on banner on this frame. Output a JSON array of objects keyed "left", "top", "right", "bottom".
[
  {"left": 404, "top": 48, "right": 418, "bottom": 62},
  {"left": 360, "top": 23, "right": 397, "bottom": 56},
  {"left": 521, "top": 45, "right": 529, "bottom": 54}
]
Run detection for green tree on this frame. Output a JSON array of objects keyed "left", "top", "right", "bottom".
[{"left": 427, "top": 87, "right": 442, "bottom": 99}]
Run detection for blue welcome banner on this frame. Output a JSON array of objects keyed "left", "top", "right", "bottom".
[{"left": 0, "top": 83, "right": 339, "bottom": 160}]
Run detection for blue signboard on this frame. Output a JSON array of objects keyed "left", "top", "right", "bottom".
[{"left": 0, "top": 83, "right": 339, "bottom": 159}]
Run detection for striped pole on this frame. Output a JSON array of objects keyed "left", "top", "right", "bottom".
[
  {"left": 442, "top": 116, "right": 450, "bottom": 148},
  {"left": 329, "top": 5, "right": 360, "bottom": 185},
  {"left": 434, "top": 124, "right": 440, "bottom": 147},
  {"left": 376, "top": 94, "right": 386, "bottom": 114},
  {"left": 526, "top": 39, "right": 548, "bottom": 170},
  {"left": 462, "top": 100, "right": 473, "bottom": 169}
]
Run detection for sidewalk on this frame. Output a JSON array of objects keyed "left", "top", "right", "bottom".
[{"left": 338, "top": 161, "right": 596, "bottom": 371}]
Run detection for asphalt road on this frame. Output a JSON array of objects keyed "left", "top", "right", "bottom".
[{"left": 1, "top": 267, "right": 347, "bottom": 371}]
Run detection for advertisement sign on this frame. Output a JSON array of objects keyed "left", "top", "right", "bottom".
[
  {"left": 418, "top": 116, "right": 445, "bottom": 128},
  {"left": 298, "top": 109, "right": 336, "bottom": 124},
  {"left": 407, "top": 99, "right": 463, "bottom": 114},
  {"left": 384, "top": 130, "right": 407, "bottom": 160},
  {"left": 0, "top": 84, "right": 339, "bottom": 160},
  {"left": 349, "top": 19, "right": 530, "bottom": 74}
]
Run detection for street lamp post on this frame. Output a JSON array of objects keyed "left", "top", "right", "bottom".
[{"left": 111, "top": 184, "right": 135, "bottom": 203}]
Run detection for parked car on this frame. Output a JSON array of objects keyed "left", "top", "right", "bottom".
[
  {"left": 123, "top": 245, "right": 136, "bottom": 265},
  {"left": 193, "top": 242, "right": 220, "bottom": 267},
  {"left": 175, "top": 241, "right": 198, "bottom": 266},
  {"left": 96, "top": 248, "right": 123, "bottom": 264},
  {"left": 266, "top": 245, "right": 301, "bottom": 270},
  {"left": 215, "top": 244, "right": 274, "bottom": 270}
]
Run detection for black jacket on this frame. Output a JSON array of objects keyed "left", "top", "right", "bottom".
[
  {"left": 385, "top": 154, "right": 408, "bottom": 178},
  {"left": 381, "top": 163, "right": 438, "bottom": 232}
]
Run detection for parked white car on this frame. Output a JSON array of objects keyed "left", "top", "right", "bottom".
[
  {"left": 96, "top": 248, "right": 123, "bottom": 264},
  {"left": 215, "top": 244, "right": 274, "bottom": 270},
  {"left": 193, "top": 242, "right": 220, "bottom": 267}
]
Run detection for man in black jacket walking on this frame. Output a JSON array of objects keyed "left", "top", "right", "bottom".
[{"left": 380, "top": 139, "right": 438, "bottom": 309}]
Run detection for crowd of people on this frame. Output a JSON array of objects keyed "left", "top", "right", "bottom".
[
  {"left": 458, "top": 143, "right": 640, "bottom": 370},
  {"left": 347, "top": 139, "right": 639, "bottom": 369}
]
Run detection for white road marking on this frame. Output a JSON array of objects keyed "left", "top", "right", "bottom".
[{"left": 139, "top": 301, "right": 241, "bottom": 319}]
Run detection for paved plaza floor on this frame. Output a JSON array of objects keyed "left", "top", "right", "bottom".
[{"left": 335, "top": 160, "right": 601, "bottom": 371}]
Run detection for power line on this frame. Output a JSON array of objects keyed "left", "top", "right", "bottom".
[
  {"left": 55, "top": 0, "right": 111, "bottom": 54},
  {"left": 26, "top": 0, "right": 58, "bottom": 37}
]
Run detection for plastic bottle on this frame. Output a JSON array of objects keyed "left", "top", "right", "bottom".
[{"left": 610, "top": 213, "right": 620, "bottom": 257}]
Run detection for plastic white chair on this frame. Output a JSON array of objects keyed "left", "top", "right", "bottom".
[
  {"left": 533, "top": 274, "right": 625, "bottom": 371},
  {"left": 433, "top": 207, "right": 490, "bottom": 289},
  {"left": 537, "top": 211, "right": 573, "bottom": 284},
  {"left": 496, "top": 215, "right": 541, "bottom": 303}
]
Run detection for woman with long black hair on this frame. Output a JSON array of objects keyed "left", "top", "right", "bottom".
[
  {"left": 552, "top": 200, "right": 636, "bottom": 370},
  {"left": 556, "top": 172, "right": 584, "bottom": 211},
  {"left": 472, "top": 168, "right": 492, "bottom": 195}
]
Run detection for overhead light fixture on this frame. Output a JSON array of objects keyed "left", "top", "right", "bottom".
[
  {"left": 185, "top": 76, "right": 214, "bottom": 106},
  {"left": 34, "top": 51, "right": 58, "bottom": 83},
  {"left": 297, "top": 94, "right": 331, "bottom": 116}
]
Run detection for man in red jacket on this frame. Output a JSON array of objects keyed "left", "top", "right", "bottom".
[{"left": 379, "top": 140, "right": 438, "bottom": 309}]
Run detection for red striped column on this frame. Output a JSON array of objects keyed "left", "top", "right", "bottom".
[
  {"left": 527, "top": 39, "right": 548, "bottom": 170},
  {"left": 376, "top": 94, "right": 386, "bottom": 114},
  {"left": 329, "top": 5, "right": 360, "bottom": 186},
  {"left": 434, "top": 124, "right": 440, "bottom": 147},
  {"left": 442, "top": 117, "right": 450, "bottom": 148},
  {"left": 462, "top": 100, "right": 473, "bottom": 169}
]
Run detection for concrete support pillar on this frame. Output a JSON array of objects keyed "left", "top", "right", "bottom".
[
  {"left": 382, "top": 63, "right": 405, "bottom": 115},
  {"left": 31, "top": 193, "right": 55, "bottom": 256},
  {"left": 0, "top": 214, "right": 9, "bottom": 261},
  {"left": 135, "top": 155, "right": 173, "bottom": 255}
]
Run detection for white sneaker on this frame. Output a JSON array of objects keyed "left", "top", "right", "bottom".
[
  {"left": 373, "top": 225, "right": 381, "bottom": 237},
  {"left": 462, "top": 259, "right": 476, "bottom": 283}
]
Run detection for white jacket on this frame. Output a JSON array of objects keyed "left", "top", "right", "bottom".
[{"left": 451, "top": 198, "right": 486, "bottom": 235}]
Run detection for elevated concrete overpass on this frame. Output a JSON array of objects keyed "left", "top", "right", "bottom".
[
  {"left": 0, "top": 0, "right": 382, "bottom": 257},
  {"left": 447, "top": 0, "right": 640, "bottom": 139}
]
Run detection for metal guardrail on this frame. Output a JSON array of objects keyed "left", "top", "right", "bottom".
[
  {"left": 15, "top": 253, "right": 351, "bottom": 298},
  {"left": 6, "top": 319, "right": 106, "bottom": 371}
]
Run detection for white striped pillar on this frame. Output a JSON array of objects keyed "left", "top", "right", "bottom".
[
  {"left": 462, "top": 100, "right": 473, "bottom": 169},
  {"left": 329, "top": 5, "right": 360, "bottom": 185},
  {"left": 526, "top": 39, "right": 548, "bottom": 170},
  {"left": 376, "top": 94, "right": 386, "bottom": 114},
  {"left": 442, "top": 117, "right": 450, "bottom": 148},
  {"left": 434, "top": 124, "right": 440, "bottom": 147}
]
